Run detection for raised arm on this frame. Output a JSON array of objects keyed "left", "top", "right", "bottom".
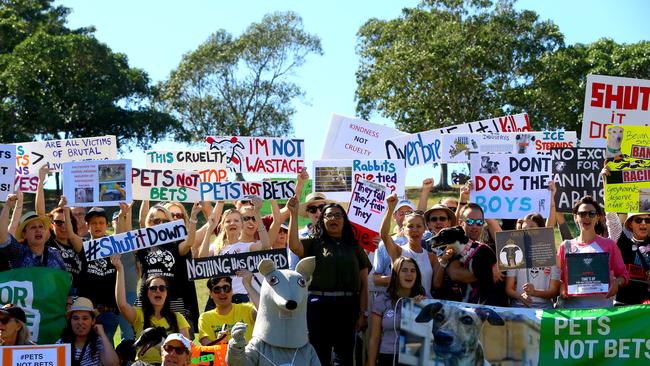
[
  {"left": 417, "top": 178, "right": 434, "bottom": 212},
  {"left": 198, "top": 203, "right": 220, "bottom": 258},
  {"left": 194, "top": 200, "right": 218, "bottom": 248},
  {"left": 116, "top": 202, "right": 133, "bottom": 234},
  {"left": 267, "top": 199, "right": 282, "bottom": 246},
  {"left": 238, "top": 270, "right": 260, "bottom": 309},
  {"left": 546, "top": 181, "right": 558, "bottom": 228},
  {"left": 380, "top": 193, "right": 402, "bottom": 261},
  {"left": 8, "top": 191, "right": 23, "bottom": 236},
  {"left": 95, "top": 324, "right": 120, "bottom": 366},
  {"left": 249, "top": 197, "right": 271, "bottom": 251},
  {"left": 110, "top": 254, "right": 136, "bottom": 324},
  {"left": 1, "top": 194, "right": 18, "bottom": 244},
  {"left": 138, "top": 200, "right": 149, "bottom": 229},
  {"left": 457, "top": 180, "right": 472, "bottom": 219},
  {"left": 60, "top": 197, "right": 83, "bottom": 253},
  {"left": 35, "top": 166, "right": 52, "bottom": 216},
  {"left": 178, "top": 202, "right": 201, "bottom": 256},
  {"left": 287, "top": 196, "right": 304, "bottom": 258}
]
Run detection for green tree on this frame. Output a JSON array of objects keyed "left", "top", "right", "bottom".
[
  {"left": 158, "top": 11, "right": 322, "bottom": 143},
  {"left": 0, "top": 0, "right": 178, "bottom": 148}
]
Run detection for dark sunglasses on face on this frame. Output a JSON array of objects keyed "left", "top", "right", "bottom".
[
  {"left": 633, "top": 217, "right": 650, "bottom": 224},
  {"left": 152, "top": 218, "right": 170, "bottom": 225},
  {"left": 211, "top": 285, "right": 232, "bottom": 294},
  {"left": 171, "top": 213, "right": 184, "bottom": 220},
  {"left": 464, "top": 218, "right": 484, "bottom": 226},
  {"left": 163, "top": 344, "right": 188, "bottom": 355},
  {"left": 53, "top": 220, "right": 65, "bottom": 226},
  {"left": 577, "top": 210, "right": 597, "bottom": 218},
  {"left": 306, "top": 204, "right": 325, "bottom": 214},
  {"left": 148, "top": 285, "right": 168, "bottom": 292},
  {"left": 242, "top": 216, "right": 256, "bottom": 222},
  {"left": 428, "top": 216, "right": 448, "bottom": 223}
]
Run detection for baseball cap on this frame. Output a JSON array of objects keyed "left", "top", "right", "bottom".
[
  {"left": 85, "top": 207, "right": 108, "bottom": 222},
  {"left": 395, "top": 199, "right": 415, "bottom": 212},
  {"left": 0, "top": 304, "right": 27, "bottom": 323},
  {"left": 163, "top": 333, "right": 192, "bottom": 352}
]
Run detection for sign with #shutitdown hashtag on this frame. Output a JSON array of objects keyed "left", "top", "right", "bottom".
[{"left": 83, "top": 221, "right": 188, "bottom": 261}]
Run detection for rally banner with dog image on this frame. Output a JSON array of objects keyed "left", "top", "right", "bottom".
[
  {"left": 63, "top": 159, "right": 132, "bottom": 207},
  {"left": 205, "top": 136, "right": 304, "bottom": 174},
  {"left": 312, "top": 159, "right": 404, "bottom": 201},
  {"left": 400, "top": 299, "right": 650, "bottom": 366},
  {"left": 132, "top": 167, "right": 202, "bottom": 202},
  {"left": 470, "top": 153, "right": 552, "bottom": 219},
  {"left": 551, "top": 148, "right": 605, "bottom": 212},
  {"left": 580, "top": 74, "right": 650, "bottom": 148},
  {"left": 83, "top": 221, "right": 188, "bottom": 261},
  {"left": 185, "top": 249, "right": 289, "bottom": 280}
]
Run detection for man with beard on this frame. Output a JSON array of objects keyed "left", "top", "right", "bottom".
[{"left": 56, "top": 297, "right": 119, "bottom": 366}]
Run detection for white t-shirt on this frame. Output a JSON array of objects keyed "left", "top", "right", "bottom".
[{"left": 210, "top": 241, "right": 255, "bottom": 295}]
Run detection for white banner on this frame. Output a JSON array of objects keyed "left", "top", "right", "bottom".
[
  {"left": 347, "top": 179, "right": 388, "bottom": 232},
  {"left": 0, "top": 144, "right": 16, "bottom": 201},
  {"left": 144, "top": 150, "right": 227, "bottom": 171},
  {"left": 205, "top": 136, "right": 304, "bottom": 174},
  {"left": 63, "top": 159, "right": 132, "bottom": 207},
  {"left": 132, "top": 168, "right": 202, "bottom": 202},
  {"left": 200, "top": 180, "right": 296, "bottom": 201}
]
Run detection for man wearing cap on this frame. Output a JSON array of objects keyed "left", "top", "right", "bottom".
[
  {"left": 56, "top": 297, "right": 119, "bottom": 366},
  {"left": 161, "top": 333, "right": 192, "bottom": 366},
  {"left": 0, "top": 194, "right": 65, "bottom": 270},
  {"left": 0, "top": 304, "right": 35, "bottom": 346}
]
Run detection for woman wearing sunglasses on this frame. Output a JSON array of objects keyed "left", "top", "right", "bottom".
[
  {"left": 112, "top": 254, "right": 190, "bottom": 365},
  {"left": 556, "top": 196, "right": 629, "bottom": 308}
]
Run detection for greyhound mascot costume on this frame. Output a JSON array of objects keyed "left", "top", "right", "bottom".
[{"left": 227, "top": 256, "right": 321, "bottom": 366}]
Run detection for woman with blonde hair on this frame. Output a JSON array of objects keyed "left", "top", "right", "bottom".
[{"left": 0, "top": 304, "right": 35, "bottom": 346}]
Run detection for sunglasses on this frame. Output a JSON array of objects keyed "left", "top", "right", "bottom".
[
  {"left": 464, "top": 218, "right": 484, "bottom": 226},
  {"left": 53, "top": 220, "right": 65, "bottom": 227},
  {"left": 576, "top": 211, "right": 597, "bottom": 218},
  {"left": 148, "top": 285, "right": 168, "bottom": 292},
  {"left": 0, "top": 316, "right": 10, "bottom": 325},
  {"left": 171, "top": 213, "right": 185, "bottom": 220},
  {"left": 428, "top": 216, "right": 448, "bottom": 223},
  {"left": 306, "top": 204, "right": 325, "bottom": 214},
  {"left": 242, "top": 216, "right": 256, "bottom": 222},
  {"left": 152, "top": 218, "right": 170, "bottom": 225},
  {"left": 163, "top": 344, "right": 188, "bottom": 355},
  {"left": 211, "top": 285, "right": 232, "bottom": 294},
  {"left": 632, "top": 217, "right": 650, "bottom": 224},
  {"left": 324, "top": 213, "right": 344, "bottom": 220}
]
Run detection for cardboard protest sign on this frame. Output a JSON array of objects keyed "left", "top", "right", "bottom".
[
  {"left": 441, "top": 131, "right": 577, "bottom": 163},
  {"left": 312, "top": 159, "right": 405, "bottom": 201},
  {"left": 435, "top": 113, "right": 531, "bottom": 134},
  {"left": 0, "top": 268, "right": 71, "bottom": 344},
  {"left": 495, "top": 227, "right": 556, "bottom": 271},
  {"left": 470, "top": 153, "right": 552, "bottom": 219},
  {"left": 604, "top": 125, "right": 650, "bottom": 159},
  {"left": 321, "top": 113, "right": 407, "bottom": 159},
  {"left": 565, "top": 252, "right": 610, "bottom": 296},
  {"left": 200, "top": 180, "right": 296, "bottom": 201},
  {"left": 0, "top": 144, "right": 16, "bottom": 201},
  {"left": 186, "top": 249, "right": 288, "bottom": 280},
  {"left": 580, "top": 74, "right": 650, "bottom": 148},
  {"left": 83, "top": 221, "right": 187, "bottom": 261},
  {"left": 144, "top": 150, "right": 227, "bottom": 171},
  {"left": 0, "top": 344, "right": 71, "bottom": 366},
  {"left": 551, "top": 148, "right": 605, "bottom": 212},
  {"left": 63, "top": 159, "right": 132, "bottom": 207},
  {"left": 132, "top": 168, "right": 202, "bottom": 202},
  {"left": 347, "top": 179, "right": 388, "bottom": 252},
  {"left": 14, "top": 135, "right": 117, "bottom": 193},
  {"left": 205, "top": 136, "right": 304, "bottom": 174}
]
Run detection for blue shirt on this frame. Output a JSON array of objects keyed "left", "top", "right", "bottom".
[{"left": 0, "top": 235, "right": 66, "bottom": 270}]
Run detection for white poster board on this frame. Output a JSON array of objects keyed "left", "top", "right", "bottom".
[
  {"left": 132, "top": 168, "right": 202, "bottom": 202},
  {"left": 200, "top": 180, "right": 296, "bottom": 201},
  {"left": 0, "top": 144, "right": 16, "bottom": 201},
  {"left": 144, "top": 150, "right": 227, "bottom": 171},
  {"left": 348, "top": 179, "right": 389, "bottom": 233},
  {"left": 0, "top": 344, "right": 70, "bottom": 366},
  {"left": 205, "top": 136, "right": 304, "bottom": 174},
  {"left": 63, "top": 159, "right": 132, "bottom": 207}
]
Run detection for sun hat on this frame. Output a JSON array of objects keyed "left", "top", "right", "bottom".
[
  {"left": 299, "top": 192, "right": 333, "bottom": 217},
  {"left": 424, "top": 204, "right": 457, "bottom": 226},
  {"left": 624, "top": 212, "right": 650, "bottom": 230},
  {"left": 15, "top": 212, "right": 52, "bottom": 242},
  {"left": 66, "top": 297, "right": 99, "bottom": 318}
]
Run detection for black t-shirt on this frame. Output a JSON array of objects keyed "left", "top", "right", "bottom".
[
  {"left": 46, "top": 236, "right": 85, "bottom": 292},
  {"left": 616, "top": 235, "right": 650, "bottom": 305},
  {"left": 78, "top": 256, "right": 117, "bottom": 309},
  {"left": 465, "top": 242, "right": 498, "bottom": 305}
]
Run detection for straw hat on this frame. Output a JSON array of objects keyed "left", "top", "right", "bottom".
[
  {"left": 624, "top": 212, "right": 650, "bottom": 231},
  {"left": 66, "top": 297, "right": 99, "bottom": 318},
  {"left": 299, "top": 193, "right": 333, "bottom": 217},
  {"left": 15, "top": 212, "right": 52, "bottom": 242},
  {"left": 424, "top": 204, "right": 457, "bottom": 226}
]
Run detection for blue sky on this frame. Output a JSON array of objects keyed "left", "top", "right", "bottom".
[{"left": 55, "top": 0, "right": 650, "bottom": 187}]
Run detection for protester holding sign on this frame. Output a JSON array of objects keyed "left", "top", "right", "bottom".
[
  {"left": 367, "top": 257, "right": 426, "bottom": 366},
  {"left": 0, "top": 304, "right": 35, "bottom": 346},
  {"left": 556, "top": 196, "right": 629, "bottom": 308},
  {"left": 111, "top": 254, "right": 190, "bottom": 365},
  {"left": 287, "top": 195, "right": 371, "bottom": 365}
]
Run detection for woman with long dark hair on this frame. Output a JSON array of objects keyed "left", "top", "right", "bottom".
[
  {"left": 287, "top": 196, "right": 371, "bottom": 365},
  {"left": 111, "top": 254, "right": 189, "bottom": 365},
  {"left": 367, "top": 257, "right": 425, "bottom": 365}
]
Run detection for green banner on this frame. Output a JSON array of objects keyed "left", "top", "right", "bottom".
[
  {"left": 0, "top": 267, "right": 71, "bottom": 344},
  {"left": 540, "top": 305, "right": 650, "bottom": 365}
]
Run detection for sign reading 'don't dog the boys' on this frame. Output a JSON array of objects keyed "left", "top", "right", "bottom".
[
  {"left": 83, "top": 221, "right": 188, "bottom": 261},
  {"left": 470, "top": 153, "right": 552, "bottom": 219},
  {"left": 186, "top": 249, "right": 289, "bottom": 280}
]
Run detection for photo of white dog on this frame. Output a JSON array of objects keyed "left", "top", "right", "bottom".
[{"left": 605, "top": 126, "right": 624, "bottom": 159}]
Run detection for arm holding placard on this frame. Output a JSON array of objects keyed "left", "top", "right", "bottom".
[
  {"left": 111, "top": 254, "right": 137, "bottom": 324},
  {"left": 116, "top": 202, "right": 132, "bottom": 234},
  {"left": 138, "top": 200, "right": 149, "bottom": 229},
  {"left": 0, "top": 194, "right": 17, "bottom": 244},
  {"left": 179, "top": 202, "right": 201, "bottom": 256},
  {"left": 600, "top": 166, "right": 624, "bottom": 241},
  {"left": 61, "top": 197, "right": 83, "bottom": 253},
  {"left": 456, "top": 180, "right": 472, "bottom": 219},
  {"left": 197, "top": 203, "right": 221, "bottom": 258},
  {"left": 381, "top": 193, "right": 403, "bottom": 262},
  {"left": 35, "top": 165, "right": 52, "bottom": 216},
  {"left": 8, "top": 190, "right": 23, "bottom": 237},
  {"left": 287, "top": 195, "right": 304, "bottom": 258},
  {"left": 95, "top": 323, "right": 120, "bottom": 366},
  {"left": 249, "top": 197, "right": 271, "bottom": 251},
  {"left": 193, "top": 200, "right": 216, "bottom": 248},
  {"left": 417, "top": 178, "right": 434, "bottom": 212},
  {"left": 268, "top": 199, "right": 282, "bottom": 246}
]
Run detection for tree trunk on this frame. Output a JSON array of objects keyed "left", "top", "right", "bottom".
[{"left": 434, "top": 163, "right": 453, "bottom": 192}]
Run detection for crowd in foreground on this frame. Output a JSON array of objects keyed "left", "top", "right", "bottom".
[{"left": 0, "top": 166, "right": 649, "bottom": 366}]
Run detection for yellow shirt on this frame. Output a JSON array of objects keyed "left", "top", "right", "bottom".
[
  {"left": 198, "top": 303, "right": 256, "bottom": 344},
  {"left": 133, "top": 307, "right": 190, "bottom": 364}
]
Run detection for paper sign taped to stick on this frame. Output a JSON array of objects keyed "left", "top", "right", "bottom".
[
  {"left": 0, "top": 344, "right": 71, "bottom": 366},
  {"left": 205, "top": 136, "right": 304, "bottom": 174},
  {"left": 551, "top": 148, "right": 605, "bottom": 212},
  {"left": 580, "top": 74, "right": 650, "bottom": 148},
  {"left": 132, "top": 168, "right": 202, "bottom": 202},
  {"left": 312, "top": 159, "right": 405, "bottom": 201},
  {"left": 186, "top": 249, "right": 289, "bottom": 280},
  {"left": 321, "top": 113, "right": 407, "bottom": 159},
  {"left": 63, "top": 159, "right": 132, "bottom": 207},
  {"left": 144, "top": 150, "right": 227, "bottom": 171},
  {"left": 200, "top": 180, "right": 296, "bottom": 201},
  {"left": 495, "top": 227, "right": 556, "bottom": 271},
  {"left": 441, "top": 131, "right": 577, "bottom": 163},
  {"left": 13, "top": 135, "right": 117, "bottom": 193},
  {"left": 83, "top": 221, "right": 187, "bottom": 261},
  {"left": 470, "top": 153, "right": 551, "bottom": 219},
  {"left": 0, "top": 144, "right": 16, "bottom": 201}
]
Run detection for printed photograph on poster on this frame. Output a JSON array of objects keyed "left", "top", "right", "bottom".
[
  {"left": 495, "top": 227, "right": 556, "bottom": 271},
  {"left": 314, "top": 166, "right": 352, "bottom": 192},
  {"left": 640, "top": 189, "right": 650, "bottom": 211},
  {"left": 63, "top": 159, "right": 132, "bottom": 207}
]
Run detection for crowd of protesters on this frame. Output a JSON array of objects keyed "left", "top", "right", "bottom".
[{"left": 1, "top": 162, "right": 648, "bottom": 366}]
